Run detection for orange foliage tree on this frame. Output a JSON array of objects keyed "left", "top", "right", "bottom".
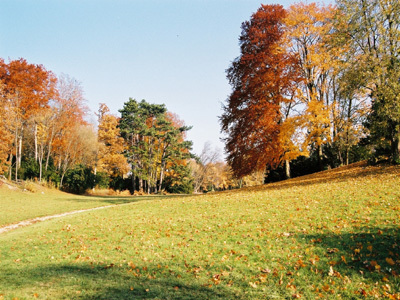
[
  {"left": 51, "top": 74, "right": 96, "bottom": 186},
  {"left": 0, "top": 58, "right": 57, "bottom": 180},
  {"left": 0, "top": 71, "right": 13, "bottom": 174},
  {"left": 221, "top": 4, "right": 298, "bottom": 178}
]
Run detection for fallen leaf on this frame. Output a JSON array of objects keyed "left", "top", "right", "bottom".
[
  {"left": 322, "top": 285, "right": 330, "bottom": 292},
  {"left": 249, "top": 282, "right": 258, "bottom": 288},
  {"left": 341, "top": 256, "right": 347, "bottom": 264},
  {"left": 386, "top": 258, "right": 395, "bottom": 266},
  {"left": 261, "top": 268, "right": 271, "bottom": 274}
]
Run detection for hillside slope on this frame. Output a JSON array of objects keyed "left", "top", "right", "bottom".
[{"left": 0, "top": 162, "right": 399, "bottom": 299}]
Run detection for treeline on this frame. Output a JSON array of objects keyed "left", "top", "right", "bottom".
[
  {"left": 0, "top": 58, "right": 264, "bottom": 194},
  {"left": 221, "top": 0, "right": 400, "bottom": 180},
  {"left": 0, "top": 58, "right": 93, "bottom": 188}
]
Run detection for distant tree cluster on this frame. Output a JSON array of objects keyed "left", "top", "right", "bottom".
[
  {"left": 0, "top": 58, "right": 265, "bottom": 194},
  {"left": 0, "top": 59, "right": 195, "bottom": 194},
  {"left": 118, "top": 98, "right": 193, "bottom": 194},
  {"left": 0, "top": 58, "right": 94, "bottom": 188},
  {"left": 221, "top": 0, "right": 400, "bottom": 180}
]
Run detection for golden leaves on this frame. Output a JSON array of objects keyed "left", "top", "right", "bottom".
[
  {"left": 248, "top": 281, "right": 258, "bottom": 288},
  {"left": 386, "top": 258, "right": 396, "bottom": 266}
]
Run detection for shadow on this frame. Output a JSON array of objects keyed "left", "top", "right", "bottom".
[
  {"left": 296, "top": 226, "right": 400, "bottom": 280},
  {"left": 61, "top": 194, "right": 197, "bottom": 205},
  {"left": 3, "top": 262, "right": 235, "bottom": 299}
]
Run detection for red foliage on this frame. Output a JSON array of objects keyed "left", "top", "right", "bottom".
[
  {"left": 221, "top": 5, "right": 298, "bottom": 177},
  {"left": 1, "top": 58, "right": 57, "bottom": 119}
]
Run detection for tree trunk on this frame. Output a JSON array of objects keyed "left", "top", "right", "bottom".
[
  {"left": 158, "top": 161, "right": 165, "bottom": 193},
  {"left": 285, "top": 160, "right": 291, "bottom": 179},
  {"left": 38, "top": 146, "right": 44, "bottom": 182},
  {"left": 139, "top": 178, "right": 143, "bottom": 192},
  {"left": 18, "top": 136, "right": 22, "bottom": 168},
  {"left": 318, "top": 144, "right": 323, "bottom": 171},
  {"left": 45, "top": 127, "right": 55, "bottom": 171},
  {"left": 391, "top": 133, "right": 400, "bottom": 164},
  {"left": 34, "top": 123, "right": 38, "bottom": 161},
  {"left": 14, "top": 128, "right": 18, "bottom": 181},
  {"left": 39, "top": 159, "right": 43, "bottom": 182},
  {"left": 131, "top": 174, "right": 136, "bottom": 193},
  {"left": 8, "top": 153, "right": 13, "bottom": 181},
  {"left": 60, "top": 173, "right": 65, "bottom": 188}
]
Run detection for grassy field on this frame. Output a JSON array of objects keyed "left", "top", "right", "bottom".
[
  {"left": 0, "top": 162, "right": 399, "bottom": 299},
  {"left": 0, "top": 180, "right": 145, "bottom": 227}
]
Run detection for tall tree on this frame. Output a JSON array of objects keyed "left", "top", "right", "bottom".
[
  {"left": 97, "top": 103, "right": 129, "bottom": 180},
  {"left": 335, "top": 0, "right": 400, "bottom": 162},
  {"left": 156, "top": 112, "right": 192, "bottom": 193},
  {"left": 221, "top": 4, "right": 297, "bottom": 178},
  {"left": 51, "top": 74, "right": 94, "bottom": 186},
  {"left": 0, "top": 58, "right": 57, "bottom": 180},
  {"left": 0, "top": 76, "right": 13, "bottom": 174},
  {"left": 119, "top": 99, "right": 165, "bottom": 192},
  {"left": 283, "top": 2, "right": 336, "bottom": 169},
  {"left": 119, "top": 98, "right": 192, "bottom": 193}
]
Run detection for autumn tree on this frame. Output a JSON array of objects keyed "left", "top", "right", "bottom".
[
  {"left": 0, "top": 58, "right": 57, "bottom": 180},
  {"left": 335, "top": 0, "right": 400, "bottom": 162},
  {"left": 0, "top": 75, "right": 13, "bottom": 174},
  {"left": 283, "top": 2, "right": 337, "bottom": 169},
  {"left": 190, "top": 142, "right": 222, "bottom": 193},
  {"left": 156, "top": 112, "right": 192, "bottom": 193},
  {"left": 221, "top": 4, "right": 298, "bottom": 178},
  {"left": 51, "top": 74, "right": 96, "bottom": 187},
  {"left": 96, "top": 103, "right": 129, "bottom": 181}
]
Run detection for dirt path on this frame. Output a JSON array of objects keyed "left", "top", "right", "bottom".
[{"left": 0, "top": 205, "right": 116, "bottom": 234}]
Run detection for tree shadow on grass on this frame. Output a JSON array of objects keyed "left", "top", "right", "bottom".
[
  {"left": 4, "top": 262, "right": 234, "bottom": 299},
  {"left": 297, "top": 226, "right": 400, "bottom": 281},
  {"left": 62, "top": 194, "right": 197, "bottom": 205}
]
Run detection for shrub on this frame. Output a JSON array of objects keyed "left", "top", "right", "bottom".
[{"left": 63, "top": 165, "right": 95, "bottom": 194}]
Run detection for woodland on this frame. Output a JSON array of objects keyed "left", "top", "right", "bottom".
[
  {"left": 1, "top": 0, "right": 400, "bottom": 194},
  {"left": 0, "top": 1, "right": 400, "bottom": 298}
]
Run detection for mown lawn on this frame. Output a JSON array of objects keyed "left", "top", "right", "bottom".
[
  {"left": 0, "top": 163, "right": 399, "bottom": 299},
  {"left": 0, "top": 181, "right": 149, "bottom": 227}
]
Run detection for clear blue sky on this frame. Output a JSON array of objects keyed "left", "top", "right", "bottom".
[{"left": 1, "top": 0, "right": 297, "bottom": 157}]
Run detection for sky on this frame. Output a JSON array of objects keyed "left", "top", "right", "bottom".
[{"left": 1, "top": 0, "right": 296, "bottom": 157}]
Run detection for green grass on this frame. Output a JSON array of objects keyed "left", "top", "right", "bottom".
[
  {"left": 0, "top": 162, "right": 399, "bottom": 299},
  {"left": 0, "top": 182, "right": 152, "bottom": 227}
]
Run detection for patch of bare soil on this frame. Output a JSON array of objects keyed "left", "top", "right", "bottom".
[{"left": 0, "top": 205, "right": 114, "bottom": 235}]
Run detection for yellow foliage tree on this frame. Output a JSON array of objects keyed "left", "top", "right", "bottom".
[
  {"left": 284, "top": 2, "right": 336, "bottom": 169},
  {"left": 97, "top": 103, "right": 129, "bottom": 180}
]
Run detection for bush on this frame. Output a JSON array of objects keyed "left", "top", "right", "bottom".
[
  {"left": 20, "top": 158, "right": 39, "bottom": 180},
  {"left": 23, "top": 180, "right": 37, "bottom": 193},
  {"left": 63, "top": 165, "right": 95, "bottom": 194},
  {"left": 163, "top": 164, "right": 194, "bottom": 194},
  {"left": 94, "top": 172, "right": 110, "bottom": 189}
]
